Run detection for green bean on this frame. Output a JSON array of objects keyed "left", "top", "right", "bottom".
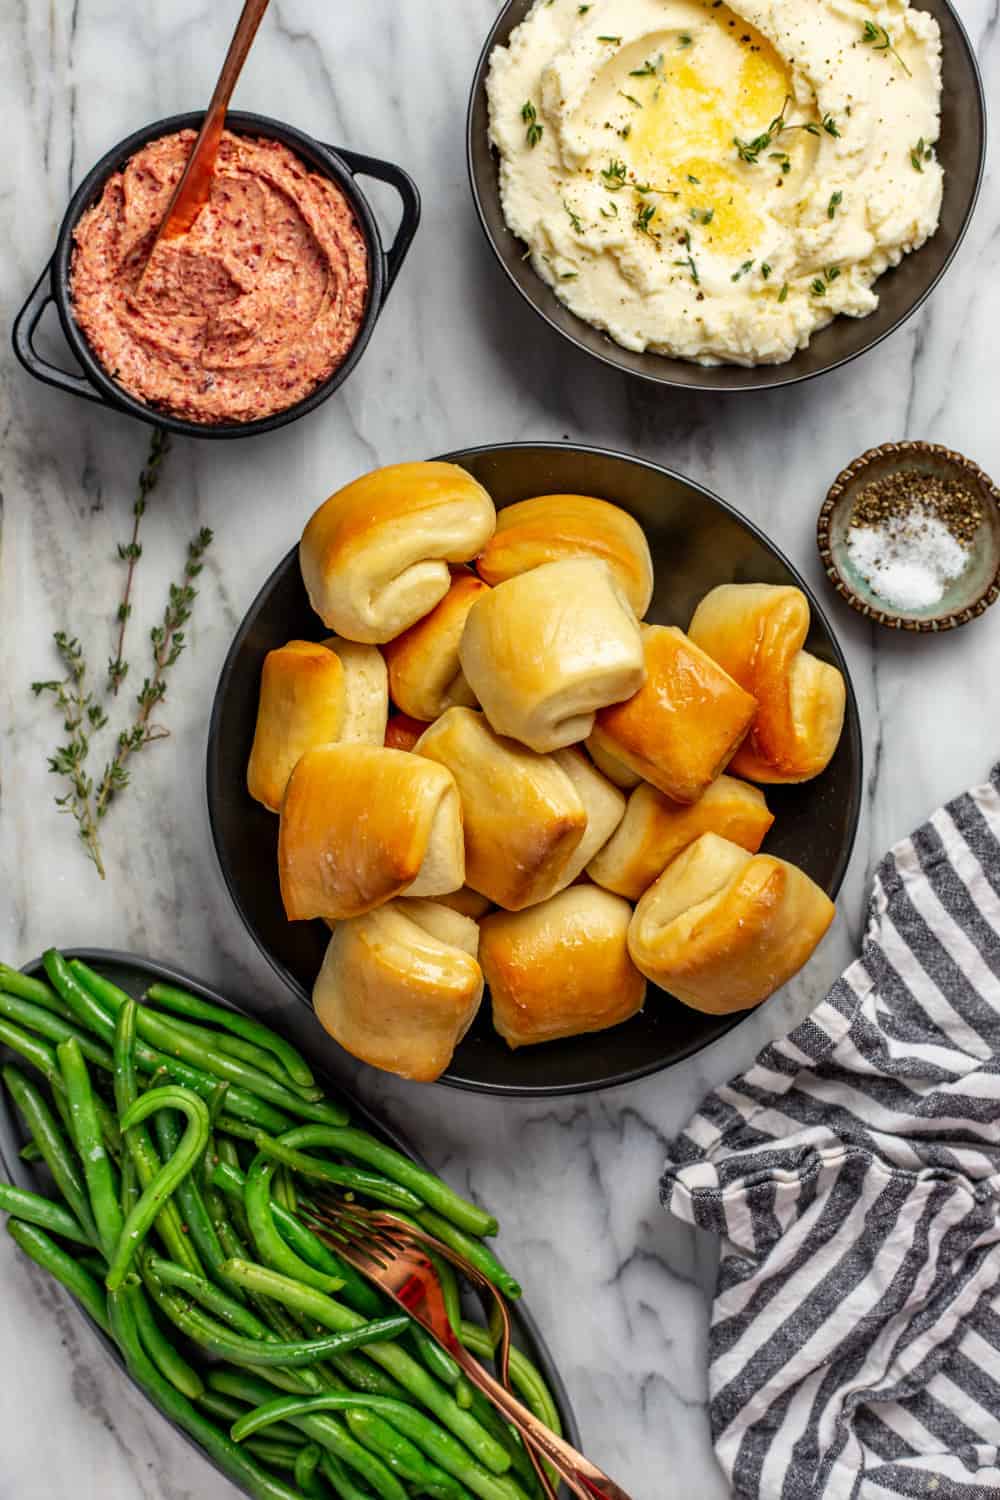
[
  {"left": 254, "top": 1134, "right": 425, "bottom": 1213},
  {"left": 245, "top": 1152, "right": 343, "bottom": 1294},
  {"left": 18, "top": 1140, "right": 43, "bottom": 1162},
  {"left": 62, "top": 961, "right": 295, "bottom": 1135},
  {"left": 0, "top": 990, "right": 114, "bottom": 1071},
  {"left": 458, "top": 1324, "right": 562, "bottom": 1440},
  {"left": 132, "top": 1280, "right": 204, "bottom": 1399},
  {"left": 113, "top": 1001, "right": 201, "bottom": 1276},
  {"left": 409, "top": 1322, "right": 468, "bottom": 1396},
  {"left": 3, "top": 1066, "right": 100, "bottom": 1245},
  {"left": 0, "top": 964, "right": 71, "bottom": 1013},
  {"left": 222, "top": 1261, "right": 510, "bottom": 1475},
  {"left": 152, "top": 1108, "right": 227, "bottom": 1281},
  {"left": 210, "top": 1159, "right": 382, "bottom": 1318},
  {"left": 57, "top": 1039, "right": 123, "bottom": 1261},
  {"left": 69, "top": 960, "right": 342, "bottom": 1126},
  {"left": 333, "top": 1406, "right": 475, "bottom": 1500},
  {"left": 416, "top": 1210, "right": 521, "bottom": 1301},
  {"left": 271, "top": 1127, "right": 497, "bottom": 1238},
  {"left": 144, "top": 1274, "right": 408, "bottom": 1367},
  {"left": 230, "top": 1394, "right": 528, "bottom": 1500},
  {"left": 43, "top": 951, "right": 118, "bottom": 1043},
  {"left": 294, "top": 1442, "right": 325, "bottom": 1496},
  {"left": 275, "top": 1165, "right": 297, "bottom": 1214},
  {"left": 211, "top": 1368, "right": 412, "bottom": 1500},
  {"left": 146, "top": 1256, "right": 272, "bottom": 1338},
  {"left": 150, "top": 1008, "right": 320, "bottom": 1098},
  {"left": 0, "top": 1016, "right": 65, "bottom": 1091},
  {"left": 145, "top": 981, "right": 318, "bottom": 1092},
  {"left": 245, "top": 1438, "right": 304, "bottom": 1469},
  {"left": 320, "top": 1450, "right": 384, "bottom": 1500},
  {"left": 7, "top": 1219, "right": 111, "bottom": 1336},
  {"left": 106, "top": 1086, "right": 211, "bottom": 1290},
  {"left": 107, "top": 1286, "right": 303, "bottom": 1500},
  {"left": 121, "top": 1153, "right": 139, "bottom": 1216},
  {"left": 199, "top": 1391, "right": 304, "bottom": 1444},
  {"left": 0, "top": 1182, "right": 90, "bottom": 1244}
]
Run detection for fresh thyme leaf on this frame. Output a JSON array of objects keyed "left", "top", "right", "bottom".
[
  {"left": 564, "top": 199, "right": 584, "bottom": 233},
  {"left": 682, "top": 228, "right": 692, "bottom": 249},
  {"left": 559, "top": 271, "right": 578, "bottom": 279},
  {"left": 634, "top": 202, "right": 657, "bottom": 236},
  {"left": 599, "top": 202, "right": 619, "bottom": 218},
  {"left": 910, "top": 136, "right": 933, "bottom": 171},
  {"left": 822, "top": 114, "right": 841, "bottom": 137},
  {"left": 597, "top": 35, "right": 622, "bottom": 43},
  {"left": 578, "top": 4, "right": 591, "bottom": 11},
  {"left": 810, "top": 277, "right": 826, "bottom": 296},
  {"left": 860, "top": 20, "right": 911, "bottom": 76},
  {"left": 678, "top": 32, "right": 693, "bottom": 46},
  {"left": 521, "top": 101, "right": 543, "bottom": 147},
  {"left": 600, "top": 157, "right": 628, "bottom": 190},
  {"left": 687, "top": 255, "right": 700, "bottom": 285},
  {"left": 825, "top": 264, "right": 841, "bottom": 282},
  {"left": 618, "top": 90, "right": 642, "bottom": 107},
  {"left": 687, "top": 174, "right": 701, "bottom": 184},
  {"left": 761, "top": 262, "right": 772, "bottom": 279},
  {"left": 778, "top": 282, "right": 789, "bottom": 302},
  {"left": 690, "top": 206, "right": 714, "bottom": 224},
  {"left": 828, "top": 189, "right": 843, "bottom": 218},
  {"left": 629, "top": 55, "right": 660, "bottom": 77},
  {"left": 731, "top": 259, "right": 755, "bottom": 282}
]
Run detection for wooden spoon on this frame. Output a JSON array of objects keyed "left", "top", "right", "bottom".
[{"left": 137, "top": 0, "right": 271, "bottom": 276}]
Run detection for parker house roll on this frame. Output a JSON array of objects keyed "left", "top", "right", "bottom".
[
  {"left": 589, "top": 776, "right": 774, "bottom": 902},
  {"left": 585, "top": 736, "right": 642, "bottom": 790},
  {"left": 299, "top": 461, "right": 496, "bottom": 644},
  {"left": 688, "top": 584, "right": 846, "bottom": 783},
  {"left": 382, "top": 568, "right": 488, "bottom": 722},
  {"left": 458, "top": 558, "right": 645, "bottom": 753},
  {"left": 414, "top": 707, "right": 624, "bottom": 910},
  {"left": 314, "top": 898, "right": 483, "bottom": 1082},
  {"left": 627, "top": 832, "right": 835, "bottom": 1014},
  {"left": 246, "top": 638, "right": 387, "bottom": 813},
  {"left": 278, "top": 744, "right": 464, "bottom": 921},
  {"left": 477, "top": 493, "right": 654, "bottom": 617},
  {"left": 589, "top": 625, "right": 757, "bottom": 804},
  {"left": 413, "top": 708, "right": 620, "bottom": 906},
  {"left": 384, "top": 712, "right": 426, "bottom": 752},
  {"left": 479, "top": 886, "right": 646, "bottom": 1049}
]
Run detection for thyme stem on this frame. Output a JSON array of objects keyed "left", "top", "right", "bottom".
[{"left": 108, "top": 428, "right": 171, "bottom": 694}]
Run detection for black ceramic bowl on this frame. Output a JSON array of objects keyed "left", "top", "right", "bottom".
[
  {"left": 11, "top": 111, "right": 420, "bottom": 438},
  {"left": 207, "top": 443, "right": 863, "bottom": 1096},
  {"left": 467, "top": 0, "right": 986, "bottom": 392},
  {"left": 0, "top": 949, "right": 581, "bottom": 1495}
]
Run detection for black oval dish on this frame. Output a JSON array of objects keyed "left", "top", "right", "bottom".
[
  {"left": 11, "top": 111, "right": 420, "bottom": 438},
  {"left": 467, "top": 0, "right": 986, "bottom": 393},
  {"left": 0, "top": 949, "right": 581, "bottom": 1495},
  {"left": 207, "top": 443, "right": 863, "bottom": 1096}
]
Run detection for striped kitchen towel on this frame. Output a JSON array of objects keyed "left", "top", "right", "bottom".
[{"left": 661, "top": 762, "right": 1000, "bottom": 1500}]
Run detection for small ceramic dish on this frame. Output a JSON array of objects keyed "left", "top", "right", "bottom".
[{"left": 817, "top": 441, "right": 1000, "bottom": 632}]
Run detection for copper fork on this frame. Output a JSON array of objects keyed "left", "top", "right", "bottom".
[{"left": 302, "top": 1192, "right": 634, "bottom": 1500}]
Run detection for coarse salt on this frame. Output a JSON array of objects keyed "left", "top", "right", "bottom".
[{"left": 846, "top": 511, "right": 970, "bottom": 611}]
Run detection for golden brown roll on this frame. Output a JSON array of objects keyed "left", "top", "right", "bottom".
[
  {"left": 550, "top": 748, "right": 627, "bottom": 886},
  {"left": 299, "top": 462, "right": 496, "bottom": 644},
  {"left": 687, "top": 584, "right": 846, "bottom": 783},
  {"left": 589, "top": 625, "right": 757, "bottom": 804},
  {"left": 477, "top": 494, "right": 654, "bottom": 616},
  {"left": 480, "top": 886, "right": 646, "bottom": 1048},
  {"left": 458, "top": 559, "right": 645, "bottom": 753},
  {"left": 384, "top": 713, "right": 426, "bottom": 752},
  {"left": 382, "top": 569, "right": 488, "bottom": 721},
  {"left": 627, "top": 832, "right": 835, "bottom": 1013},
  {"left": 585, "top": 736, "right": 642, "bottom": 790},
  {"left": 433, "top": 886, "right": 494, "bottom": 920},
  {"left": 321, "top": 638, "right": 389, "bottom": 744},
  {"left": 413, "top": 708, "right": 586, "bottom": 910},
  {"left": 246, "top": 641, "right": 345, "bottom": 814},
  {"left": 278, "top": 744, "right": 464, "bottom": 921},
  {"left": 313, "top": 899, "right": 483, "bottom": 1082},
  {"left": 588, "top": 776, "right": 774, "bottom": 900}
]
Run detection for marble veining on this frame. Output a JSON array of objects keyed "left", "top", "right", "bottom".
[{"left": 0, "top": 1, "right": 998, "bottom": 1496}]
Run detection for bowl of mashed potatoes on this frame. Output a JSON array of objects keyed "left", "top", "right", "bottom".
[{"left": 468, "top": 0, "right": 984, "bottom": 389}]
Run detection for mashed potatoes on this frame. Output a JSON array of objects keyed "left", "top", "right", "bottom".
[{"left": 487, "top": 0, "right": 944, "bottom": 365}]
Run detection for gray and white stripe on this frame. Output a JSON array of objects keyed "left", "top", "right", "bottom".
[{"left": 662, "top": 762, "right": 1000, "bottom": 1500}]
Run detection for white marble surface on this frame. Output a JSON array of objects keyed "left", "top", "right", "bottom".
[{"left": 1, "top": 2, "right": 998, "bottom": 1496}]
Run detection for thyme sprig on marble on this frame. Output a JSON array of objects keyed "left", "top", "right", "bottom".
[
  {"left": 108, "top": 427, "right": 171, "bottom": 694},
  {"left": 31, "top": 439, "right": 214, "bottom": 879}
]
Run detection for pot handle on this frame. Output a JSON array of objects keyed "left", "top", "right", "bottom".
[
  {"left": 329, "top": 147, "right": 421, "bottom": 302},
  {"left": 11, "top": 261, "right": 109, "bottom": 407}
]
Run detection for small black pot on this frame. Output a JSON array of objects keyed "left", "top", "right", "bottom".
[{"left": 12, "top": 110, "right": 421, "bottom": 438}]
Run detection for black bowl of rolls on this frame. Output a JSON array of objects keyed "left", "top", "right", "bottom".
[{"left": 207, "top": 444, "right": 862, "bottom": 1096}]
